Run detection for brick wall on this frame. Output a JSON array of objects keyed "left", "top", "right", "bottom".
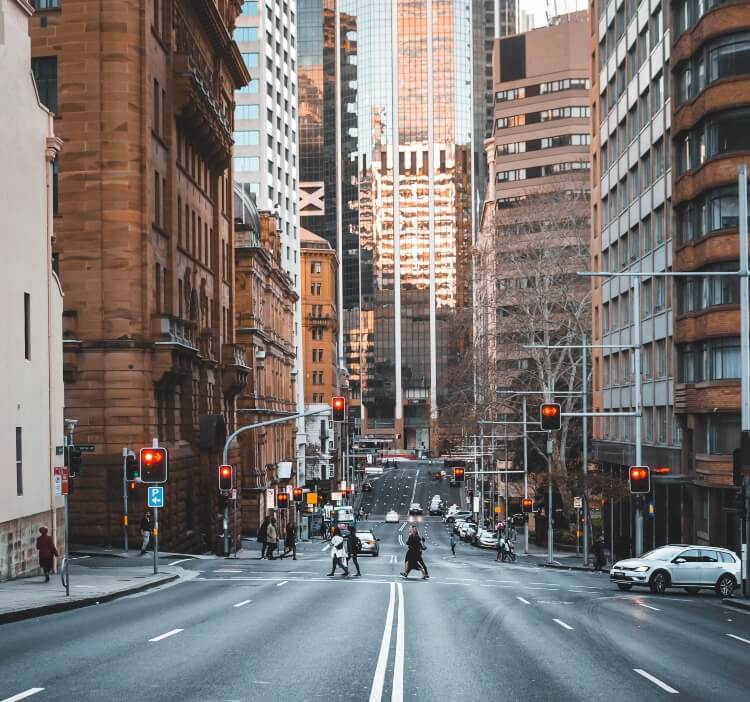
[{"left": 0, "top": 508, "right": 64, "bottom": 582}]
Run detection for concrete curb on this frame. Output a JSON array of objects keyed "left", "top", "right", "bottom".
[
  {"left": 70, "top": 549, "right": 210, "bottom": 560},
  {"left": 0, "top": 573, "right": 179, "bottom": 626},
  {"left": 722, "top": 597, "right": 750, "bottom": 611},
  {"left": 538, "top": 562, "right": 604, "bottom": 573}
]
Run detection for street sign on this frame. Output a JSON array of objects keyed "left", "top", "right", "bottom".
[
  {"left": 54, "top": 466, "right": 69, "bottom": 497},
  {"left": 473, "top": 496, "right": 479, "bottom": 513},
  {"left": 331, "top": 491, "right": 343, "bottom": 502},
  {"left": 76, "top": 444, "right": 96, "bottom": 453},
  {"left": 306, "top": 492, "right": 318, "bottom": 505},
  {"left": 231, "top": 488, "right": 237, "bottom": 501},
  {"left": 265, "top": 488, "right": 276, "bottom": 509},
  {"left": 147, "top": 486, "right": 164, "bottom": 508},
  {"left": 573, "top": 496, "right": 582, "bottom": 509}
]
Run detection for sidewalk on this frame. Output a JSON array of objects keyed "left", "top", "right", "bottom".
[
  {"left": 70, "top": 544, "right": 214, "bottom": 560},
  {"left": 521, "top": 543, "right": 605, "bottom": 571},
  {"left": 0, "top": 563, "right": 186, "bottom": 625}
]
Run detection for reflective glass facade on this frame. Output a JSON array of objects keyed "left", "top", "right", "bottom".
[{"left": 298, "top": 0, "right": 474, "bottom": 449}]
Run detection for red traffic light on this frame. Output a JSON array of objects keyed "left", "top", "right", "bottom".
[
  {"left": 139, "top": 447, "right": 168, "bottom": 484},
  {"left": 277, "top": 493, "right": 289, "bottom": 508},
  {"left": 521, "top": 498, "right": 533, "bottom": 513},
  {"left": 540, "top": 403, "right": 561, "bottom": 431},
  {"left": 219, "top": 464, "right": 233, "bottom": 491},
  {"left": 628, "top": 466, "right": 650, "bottom": 494},
  {"left": 332, "top": 396, "right": 346, "bottom": 422},
  {"left": 292, "top": 487, "right": 303, "bottom": 502},
  {"left": 453, "top": 466, "right": 465, "bottom": 482}
]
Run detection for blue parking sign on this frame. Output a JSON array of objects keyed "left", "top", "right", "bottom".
[{"left": 147, "top": 486, "right": 164, "bottom": 508}]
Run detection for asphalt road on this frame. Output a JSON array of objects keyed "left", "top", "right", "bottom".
[{"left": 2, "top": 462, "right": 749, "bottom": 701}]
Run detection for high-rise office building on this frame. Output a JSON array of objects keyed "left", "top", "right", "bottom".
[
  {"left": 590, "top": 0, "right": 678, "bottom": 554},
  {"left": 298, "top": 0, "right": 474, "bottom": 453},
  {"left": 233, "top": 0, "right": 306, "bottom": 481}
]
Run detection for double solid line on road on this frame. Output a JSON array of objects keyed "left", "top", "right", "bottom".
[{"left": 369, "top": 581, "right": 405, "bottom": 702}]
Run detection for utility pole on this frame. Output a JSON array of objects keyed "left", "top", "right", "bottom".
[
  {"left": 633, "top": 279, "right": 643, "bottom": 557},
  {"left": 522, "top": 396, "right": 529, "bottom": 554},
  {"left": 582, "top": 333, "right": 589, "bottom": 567}
]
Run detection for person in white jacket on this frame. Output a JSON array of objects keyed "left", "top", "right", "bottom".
[{"left": 326, "top": 527, "right": 350, "bottom": 576}]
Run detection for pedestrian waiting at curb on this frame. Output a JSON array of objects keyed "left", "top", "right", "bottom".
[
  {"left": 140, "top": 510, "right": 152, "bottom": 556},
  {"left": 327, "top": 527, "right": 350, "bottom": 576},
  {"left": 265, "top": 517, "right": 279, "bottom": 560},
  {"left": 36, "top": 526, "right": 58, "bottom": 582},
  {"left": 257, "top": 516, "right": 270, "bottom": 559}
]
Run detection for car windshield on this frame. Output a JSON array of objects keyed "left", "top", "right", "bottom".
[
  {"left": 640, "top": 546, "right": 683, "bottom": 561},
  {"left": 357, "top": 532, "right": 374, "bottom": 540}
]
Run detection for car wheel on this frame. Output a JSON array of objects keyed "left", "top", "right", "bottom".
[
  {"left": 716, "top": 574, "right": 736, "bottom": 598},
  {"left": 373, "top": 551, "right": 379, "bottom": 557},
  {"left": 616, "top": 584, "right": 632, "bottom": 591},
  {"left": 649, "top": 570, "right": 670, "bottom": 594},
  {"left": 685, "top": 587, "right": 700, "bottom": 594}
]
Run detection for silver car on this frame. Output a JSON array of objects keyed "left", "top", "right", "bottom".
[
  {"left": 610, "top": 544, "right": 741, "bottom": 597},
  {"left": 356, "top": 530, "right": 380, "bottom": 556}
]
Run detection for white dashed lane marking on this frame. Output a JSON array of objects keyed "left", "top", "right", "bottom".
[
  {"left": 148, "top": 629, "right": 184, "bottom": 643},
  {"left": 633, "top": 669, "right": 679, "bottom": 694}
]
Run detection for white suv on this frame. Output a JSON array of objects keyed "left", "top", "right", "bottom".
[{"left": 610, "top": 544, "right": 741, "bottom": 597}]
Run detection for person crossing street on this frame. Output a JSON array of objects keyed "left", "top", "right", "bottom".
[
  {"left": 450, "top": 533, "right": 456, "bottom": 556},
  {"left": 327, "top": 527, "right": 350, "bottom": 577},
  {"left": 346, "top": 527, "right": 362, "bottom": 576}
]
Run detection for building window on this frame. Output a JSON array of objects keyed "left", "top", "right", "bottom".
[
  {"left": 311, "top": 261, "right": 322, "bottom": 274},
  {"left": 656, "top": 340, "right": 666, "bottom": 378},
  {"left": 241, "top": 0, "right": 259, "bottom": 15},
  {"left": 234, "top": 157, "right": 260, "bottom": 172},
  {"left": 32, "top": 0, "right": 59, "bottom": 7},
  {"left": 238, "top": 79, "right": 260, "bottom": 94},
  {"left": 24, "top": 293, "right": 31, "bottom": 360},
  {"left": 153, "top": 79, "right": 160, "bottom": 135},
  {"left": 311, "top": 283, "right": 321, "bottom": 296},
  {"left": 677, "top": 186, "right": 744, "bottom": 243},
  {"left": 154, "top": 171, "right": 161, "bottom": 227},
  {"left": 241, "top": 53, "right": 259, "bottom": 69},
  {"left": 16, "top": 427, "right": 23, "bottom": 496},
  {"left": 312, "top": 327, "right": 324, "bottom": 340},
  {"left": 643, "top": 342, "right": 653, "bottom": 379},
  {"left": 655, "top": 278, "right": 665, "bottom": 312},
  {"left": 234, "top": 27, "right": 258, "bottom": 42},
  {"left": 235, "top": 104, "right": 260, "bottom": 120},
  {"left": 706, "top": 414, "right": 741, "bottom": 454},
  {"left": 656, "top": 407, "right": 667, "bottom": 443},
  {"left": 234, "top": 130, "right": 260, "bottom": 145},
  {"left": 680, "top": 338, "right": 741, "bottom": 382},
  {"left": 52, "top": 158, "right": 59, "bottom": 214},
  {"left": 31, "top": 57, "right": 57, "bottom": 113}
]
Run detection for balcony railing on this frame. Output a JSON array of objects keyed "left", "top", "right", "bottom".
[{"left": 152, "top": 314, "right": 197, "bottom": 351}]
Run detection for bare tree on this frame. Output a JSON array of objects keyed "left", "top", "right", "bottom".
[{"left": 475, "top": 180, "right": 592, "bottom": 516}]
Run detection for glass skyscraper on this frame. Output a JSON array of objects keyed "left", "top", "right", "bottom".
[{"left": 298, "top": 0, "right": 474, "bottom": 451}]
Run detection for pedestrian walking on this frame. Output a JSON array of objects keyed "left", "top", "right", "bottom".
[
  {"left": 495, "top": 534, "right": 504, "bottom": 562},
  {"left": 265, "top": 517, "right": 279, "bottom": 560},
  {"left": 346, "top": 527, "right": 362, "bottom": 576},
  {"left": 593, "top": 534, "right": 606, "bottom": 571},
  {"left": 358, "top": 507, "right": 365, "bottom": 521},
  {"left": 257, "top": 516, "right": 270, "bottom": 559},
  {"left": 327, "top": 527, "right": 350, "bottom": 576},
  {"left": 281, "top": 522, "right": 297, "bottom": 560},
  {"left": 401, "top": 525, "right": 426, "bottom": 579},
  {"left": 449, "top": 533, "right": 456, "bottom": 556},
  {"left": 417, "top": 530, "right": 430, "bottom": 577},
  {"left": 139, "top": 510, "right": 152, "bottom": 555},
  {"left": 36, "top": 526, "right": 58, "bottom": 582}
]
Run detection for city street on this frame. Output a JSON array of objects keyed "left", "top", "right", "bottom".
[{"left": 1, "top": 464, "right": 749, "bottom": 702}]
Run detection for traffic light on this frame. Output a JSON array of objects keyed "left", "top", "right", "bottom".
[
  {"left": 139, "top": 447, "right": 168, "bottom": 484},
  {"left": 521, "top": 498, "right": 533, "bottom": 513},
  {"left": 331, "top": 396, "right": 346, "bottom": 422},
  {"left": 540, "top": 403, "right": 561, "bottom": 431},
  {"left": 293, "top": 487, "right": 303, "bottom": 502},
  {"left": 219, "top": 464, "right": 233, "bottom": 492},
  {"left": 68, "top": 446, "right": 83, "bottom": 477},
  {"left": 628, "top": 466, "right": 650, "bottom": 494},
  {"left": 277, "top": 492, "right": 289, "bottom": 508},
  {"left": 453, "top": 466, "right": 465, "bottom": 483},
  {"left": 125, "top": 451, "right": 139, "bottom": 482}
]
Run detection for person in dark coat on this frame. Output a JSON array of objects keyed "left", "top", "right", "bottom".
[
  {"left": 257, "top": 516, "right": 270, "bottom": 559},
  {"left": 346, "top": 528, "right": 362, "bottom": 576},
  {"left": 139, "top": 510, "right": 152, "bottom": 556},
  {"left": 401, "top": 525, "right": 426, "bottom": 579},
  {"left": 36, "top": 526, "right": 58, "bottom": 582},
  {"left": 281, "top": 522, "right": 297, "bottom": 560}
]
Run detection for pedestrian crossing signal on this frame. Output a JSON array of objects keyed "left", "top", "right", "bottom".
[
  {"left": 521, "top": 498, "right": 533, "bottom": 513},
  {"left": 293, "top": 487, "right": 303, "bottom": 502},
  {"left": 277, "top": 493, "right": 289, "bottom": 508},
  {"left": 453, "top": 466, "right": 465, "bottom": 482},
  {"left": 628, "top": 466, "right": 650, "bottom": 494}
]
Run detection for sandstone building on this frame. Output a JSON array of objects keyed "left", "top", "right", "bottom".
[
  {"left": 0, "top": 0, "right": 64, "bottom": 580},
  {"left": 29, "top": 0, "right": 251, "bottom": 551},
  {"left": 234, "top": 195, "right": 298, "bottom": 534}
]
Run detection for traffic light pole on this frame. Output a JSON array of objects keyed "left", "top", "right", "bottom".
[
  {"left": 633, "top": 279, "right": 643, "bottom": 557},
  {"left": 739, "top": 164, "right": 750, "bottom": 598},
  {"left": 153, "top": 506, "right": 159, "bottom": 575},
  {"left": 522, "top": 396, "right": 529, "bottom": 555},
  {"left": 122, "top": 448, "right": 129, "bottom": 555}
]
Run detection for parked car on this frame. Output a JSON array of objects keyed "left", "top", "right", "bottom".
[
  {"left": 477, "top": 529, "right": 498, "bottom": 549},
  {"left": 385, "top": 510, "right": 399, "bottom": 523},
  {"left": 458, "top": 522, "right": 477, "bottom": 542},
  {"left": 356, "top": 530, "right": 380, "bottom": 556},
  {"left": 445, "top": 510, "right": 472, "bottom": 524},
  {"left": 610, "top": 545, "right": 741, "bottom": 597},
  {"left": 409, "top": 503, "right": 423, "bottom": 515}
]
